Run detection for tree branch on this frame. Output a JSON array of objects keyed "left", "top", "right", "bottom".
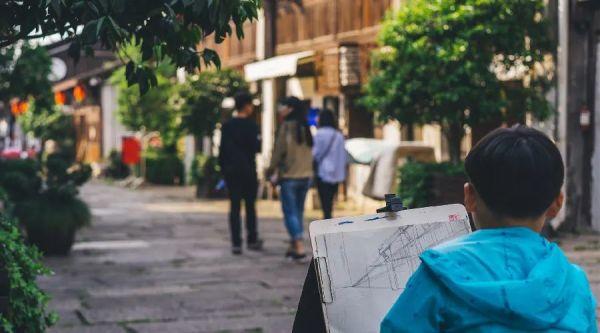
[{"left": 0, "top": 29, "right": 63, "bottom": 48}]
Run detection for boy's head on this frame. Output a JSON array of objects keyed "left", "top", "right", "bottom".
[
  {"left": 234, "top": 92, "right": 254, "bottom": 117},
  {"left": 464, "top": 126, "right": 564, "bottom": 231}
]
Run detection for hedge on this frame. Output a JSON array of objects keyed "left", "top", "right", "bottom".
[
  {"left": 398, "top": 161, "right": 466, "bottom": 208},
  {"left": 144, "top": 149, "right": 184, "bottom": 185}
]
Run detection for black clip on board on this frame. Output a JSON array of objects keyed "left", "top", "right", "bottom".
[{"left": 376, "top": 194, "right": 406, "bottom": 213}]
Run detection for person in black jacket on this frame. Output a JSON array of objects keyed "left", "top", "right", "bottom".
[{"left": 218, "top": 92, "right": 263, "bottom": 255}]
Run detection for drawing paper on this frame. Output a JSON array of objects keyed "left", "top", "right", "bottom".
[{"left": 309, "top": 204, "right": 471, "bottom": 333}]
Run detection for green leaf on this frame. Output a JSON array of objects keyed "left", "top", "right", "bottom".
[
  {"left": 50, "top": 0, "right": 63, "bottom": 17},
  {"left": 87, "top": 2, "right": 100, "bottom": 15},
  {"left": 96, "top": 0, "right": 108, "bottom": 10},
  {"left": 81, "top": 20, "right": 99, "bottom": 44},
  {"left": 125, "top": 61, "right": 134, "bottom": 81},
  {"left": 110, "top": 0, "right": 125, "bottom": 13},
  {"left": 96, "top": 17, "right": 106, "bottom": 36},
  {"left": 164, "top": 4, "right": 175, "bottom": 18}
]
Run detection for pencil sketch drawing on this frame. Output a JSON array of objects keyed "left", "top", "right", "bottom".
[{"left": 347, "top": 219, "right": 470, "bottom": 291}]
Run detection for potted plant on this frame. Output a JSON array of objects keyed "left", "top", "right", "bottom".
[
  {"left": 0, "top": 154, "right": 92, "bottom": 255},
  {"left": 18, "top": 154, "right": 91, "bottom": 255},
  {"left": 16, "top": 189, "right": 90, "bottom": 256}
]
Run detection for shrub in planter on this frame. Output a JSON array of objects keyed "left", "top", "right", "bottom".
[
  {"left": 0, "top": 154, "right": 92, "bottom": 255},
  {"left": 192, "top": 154, "right": 224, "bottom": 198},
  {"left": 144, "top": 149, "right": 184, "bottom": 185},
  {"left": 45, "top": 153, "right": 92, "bottom": 188},
  {"left": 398, "top": 161, "right": 466, "bottom": 208},
  {"left": 16, "top": 190, "right": 90, "bottom": 256},
  {"left": 0, "top": 159, "right": 41, "bottom": 203},
  {"left": 0, "top": 213, "right": 56, "bottom": 332},
  {"left": 104, "top": 150, "right": 130, "bottom": 179}
]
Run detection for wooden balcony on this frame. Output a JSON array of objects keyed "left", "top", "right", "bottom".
[
  {"left": 276, "top": 0, "right": 392, "bottom": 54},
  {"left": 201, "top": 0, "right": 392, "bottom": 68}
]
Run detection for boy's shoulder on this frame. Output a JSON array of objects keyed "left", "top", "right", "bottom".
[
  {"left": 420, "top": 227, "right": 555, "bottom": 267},
  {"left": 428, "top": 227, "right": 547, "bottom": 251}
]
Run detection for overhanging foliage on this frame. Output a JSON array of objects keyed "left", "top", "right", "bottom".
[{"left": 0, "top": 0, "right": 260, "bottom": 93}]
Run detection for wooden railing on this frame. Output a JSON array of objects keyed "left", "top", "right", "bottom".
[{"left": 202, "top": 0, "right": 392, "bottom": 66}]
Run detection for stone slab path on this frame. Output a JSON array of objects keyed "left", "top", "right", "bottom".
[{"left": 40, "top": 182, "right": 600, "bottom": 332}]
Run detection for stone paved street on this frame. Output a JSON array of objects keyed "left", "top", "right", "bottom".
[{"left": 40, "top": 182, "right": 600, "bottom": 333}]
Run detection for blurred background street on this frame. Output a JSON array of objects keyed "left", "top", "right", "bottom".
[
  {"left": 1, "top": 0, "right": 600, "bottom": 332},
  {"left": 40, "top": 182, "right": 600, "bottom": 333}
]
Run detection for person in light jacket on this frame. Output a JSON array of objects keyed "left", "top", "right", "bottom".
[
  {"left": 267, "top": 96, "right": 313, "bottom": 262},
  {"left": 312, "top": 109, "right": 346, "bottom": 219}
]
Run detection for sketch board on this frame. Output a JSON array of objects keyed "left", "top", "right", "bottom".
[{"left": 309, "top": 204, "right": 471, "bottom": 333}]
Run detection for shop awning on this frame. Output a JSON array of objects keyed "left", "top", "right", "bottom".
[{"left": 244, "top": 51, "right": 314, "bottom": 81}]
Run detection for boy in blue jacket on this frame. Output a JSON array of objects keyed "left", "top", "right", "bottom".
[{"left": 381, "top": 126, "right": 597, "bottom": 333}]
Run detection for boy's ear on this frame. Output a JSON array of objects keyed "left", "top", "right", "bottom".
[
  {"left": 545, "top": 192, "right": 564, "bottom": 219},
  {"left": 464, "top": 182, "right": 477, "bottom": 213}
]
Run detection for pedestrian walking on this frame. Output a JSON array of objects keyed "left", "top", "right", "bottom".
[
  {"left": 218, "top": 92, "right": 263, "bottom": 255},
  {"left": 267, "top": 96, "right": 313, "bottom": 262},
  {"left": 312, "top": 109, "right": 346, "bottom": 219}
]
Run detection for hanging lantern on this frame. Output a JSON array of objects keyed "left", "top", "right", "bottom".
[
  {"left": 10, "top": 99, "right": 28, "bottom": 116},
  {"left": 73, "top": 84, "right": 86, "bottom": 102},
  {"left": 18, "top": 100, "right": 29, "bottom": 114},
  {"left": 10, "top": 101, "right": 19, "bottom": 116},
  {"left": 54, "top": 91, "right": 66, "bottom": 105}
]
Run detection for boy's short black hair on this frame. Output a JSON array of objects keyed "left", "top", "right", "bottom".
[
  {"left": 234, "top": 92, "right": 253, "bottom": 111},
  {"left": 465, "top": 125, "right": 564, "bottom": 219}
]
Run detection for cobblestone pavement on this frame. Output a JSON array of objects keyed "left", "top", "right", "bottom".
[{"left": 40, "top": 182, "right": 600, "bottom": 333}]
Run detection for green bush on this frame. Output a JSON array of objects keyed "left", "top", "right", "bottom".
[
  {"left": 0, "top": 187, "right": 9, "bottom": 212},
  {"left": 398, "top": 161, "right": 465, "bottom": 208},
  {"left": 0, "top": 159, "right": 41, "bottom": 203},
  {"left": 192, "top": 154, "right": 222, "bottom": 197},
  {"left": 16, "top": 191, "right": 91, "bottom": 236},
  {"left": 191, "top": 154, "right": 220, "bottom": 184},
  {"left": 0, "top": 213, "right": 56, "bottom": 332},
  {"left": 144, "top": 149, "right": 184, "bottom": 185},
  {"left": 46, "top": 154, "right": 91, "bottom": 189},
  {"left": 15, "top": 191, "right": 91, "bottom": 255},
  {"left": 104, "top": 150, "right": 130, "bottom": 179},
  {"left": 0, "top": 156, "right": 91, "bottom": 255}
]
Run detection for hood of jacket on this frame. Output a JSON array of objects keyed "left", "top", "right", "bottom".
[{"left": 420, "top": 227, "right": 580, "bottom": 330}]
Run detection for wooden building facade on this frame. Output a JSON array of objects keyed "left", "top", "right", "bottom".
[{"left": 204, "top": 0, "right": 397, "bottom": 171}]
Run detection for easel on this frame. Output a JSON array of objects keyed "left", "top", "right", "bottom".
[{"left": 292, "top": 194, "right": 404, "bottom": 333}]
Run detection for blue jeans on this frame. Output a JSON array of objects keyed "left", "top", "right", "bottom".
[{"left": 280, "top": 178, "right": 310, "bottom": 241}]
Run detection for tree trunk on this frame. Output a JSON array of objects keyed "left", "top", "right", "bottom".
[
  {"left": 443, "top": 123, "right": 464, "bottom": 164},
  {"left": 194, "top": 135, "right": 203, "bottom": 153}
]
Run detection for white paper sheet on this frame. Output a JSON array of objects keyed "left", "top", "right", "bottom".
[{"left": 309, "top": 204, "right": 471, "bottom": 333}]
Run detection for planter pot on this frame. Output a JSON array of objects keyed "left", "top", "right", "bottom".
[{"left": 25, "top": 226, "right": 76, "bottom": 256}]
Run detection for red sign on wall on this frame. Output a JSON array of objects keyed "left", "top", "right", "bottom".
[{"left": 122, "top": 136, "right": 141, "bottom": 165}]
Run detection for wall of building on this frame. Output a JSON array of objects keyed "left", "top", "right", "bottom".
[
  {"left": 101, "top": 84, "right": 129, "bottom": 158},
  {"left": 592, "top": 40, "right": 600, "bottom": 231}
]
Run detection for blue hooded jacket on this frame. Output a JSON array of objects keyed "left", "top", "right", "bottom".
[{"left": 381, "top": 227, "right": 597, "bottom": 332}]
